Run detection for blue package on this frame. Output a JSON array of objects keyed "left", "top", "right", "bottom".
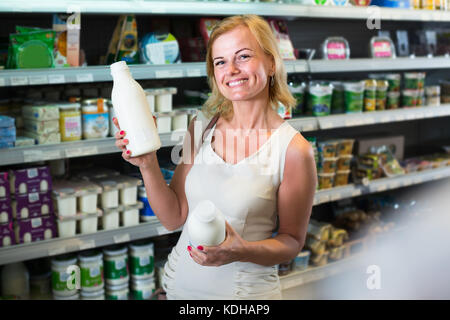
[
  {"left": 140, "top": 32, "right": 181, "bottom": 65},
  {"left": 369, "top": 0, "right": 410, "bottom": 8},
  {"left": 139, "top": 194, "right": 155, "bottom": 218},
  {"left": 161, "top": 168, "right": 174, "bottom": 185},
  {"left": 0, "top": 115, "right": 15, "bottom": 128},
  {"left": 0, "top": 141, "right": 14, "bottom": 149},
  {"left": 0, "top": 126, "right": 16, "bottom": 139}
]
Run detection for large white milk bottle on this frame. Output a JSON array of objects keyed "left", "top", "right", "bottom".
[
  {"left": 187, "top": 200, "right": 226, "bottom": 248},
  {"left": 110, "top": 61, "right": 161, "bottom": 157}
]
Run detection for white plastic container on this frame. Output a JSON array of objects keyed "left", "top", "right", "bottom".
[
  {"left": 102, "top": 208, "right": 120, "bottom": 230},
  {"left": 78, "top": 193, "right": 98, "bottom": 214},
  {"left": 78, "top": 251, "right": 104, "bottom": 292},
  {"left": 155, "top": 87, "right": 177, "bottom": 112},
  {"left": 156, "top": 113, "right": 172, "bottom": 134},
  {"left": 106, "top": 282, "right": 129, "bottom": 300},
  {"left": 57, "top": 219, "right": 76, "bottom": 238},
  {"left": 78, "top": 214, "right": 98, "bottom": 234},
  {"left": 144, "top": 88, "right": 157, "bottom": 113},
  {"left": 113, "top": 175, "right": 142, "bottom": 206},
  {"left": 110, "top": 61, "right": 161, "bottom": 157},
  {"left": 53, "top": 196, "right": 77, "bottom": 217},
  {"left": 52, "top": 180, "right": 102, "bottom": 216},
  {"left": 121, "top": 202, "right": 143, "bottom": 227},
  {"left": 51, "top": 255, "right": 78, "bottom": 297},
  {"left": 53, "top": 292, "right": 79, "bottom": 300},
  {"left": 187, "top": 200, "right": 226, "bottom": 248},
  {"left": 103, "top": 246, "right": 129, "bottom": 286},
  {"left": 92, "top": 178, "right": 119, "bottom": 209},
  {"left": 81, "top": 288, "right": 105, "bottom": 300},
  {"left": 81, "top": 99, "right": 110, "bottom": 139},
  {"left": 1, "top": 262, "right": 30, "bottom": 299},
  {"left": 129, "top": 241, "right": 154, "bottom": 280},
  {"left": 172, "top": 112, "right": 188, "bottom": 131},
  {"left": 131, "top": 278, "right": 155, "bottom": 300},
  {"left": 30, "top": 272, "right": 52, "bottom": 300}
]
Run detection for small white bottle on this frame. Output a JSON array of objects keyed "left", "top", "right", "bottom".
[
  {"left": 187, "top": 200, "right": 226, "bottom": 248},
  {"left": 110, "top": 61, "right": 161, "bottom": 157}
]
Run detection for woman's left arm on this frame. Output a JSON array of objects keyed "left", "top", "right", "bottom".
[{"left": 189, "top": 134, "right": 317, "bottom": 266}]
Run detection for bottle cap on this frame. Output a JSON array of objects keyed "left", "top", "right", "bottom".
[
  {"left": 193, "top": 200, "right": 216, "bottom": 223},
  {"left": 110, "top": 61, "right": 129, "bottom": 74}
]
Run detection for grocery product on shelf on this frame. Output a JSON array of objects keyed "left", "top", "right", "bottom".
[
  {"left": 58, "top": 103, "right": 82, "bottom": 142},
  {"left": 129, "top": 240, "right": 155, "bottom": 280},
  {"left": 111, "top": 61, "right": 162, "bottom": 157},
  {"left": 104, "top": 15, "right": 139, "bottom": 65},
  {"left": 7, "top": 29, "right": 55, "bottom": 69},
  {"left": 199, "top": 18, "right": 221, "bottom": 46},
  {"left": 370, "top": 0, "right": 410, "bottom": 8},
  {"left": 0, "top": 222, "right": 14, "bottom": 247},
  {"left": 53, "top": 13, "right": 81, "bottom": 67},
  {"left": 131, "top": 277, "right": 156, "bottom": 300},
  {"left": 9, "top": 166, "right": 52, "bottom": 195},
  {"left": 12, "top": 191, "right": 53, "bottom": 220},
  {"left": 425, "top": 85, "right": 441, "bottom": 106},
  {"left": 1, "top": 262, "right": 30, "bottom": 299},
  {"left": 78, "top": 251, "right": 104, "bottom": 292},
  {"left": 187, "top": 200, "right": 226, "bottom": 248},
  {"left": 138, "top": 186, "right": 155, "bottom": 222},
  {"left": 288, "top": 82, "right": 306, "bottom": 115},
  {"left": 331, "top": 81, "right": 345, "bottom": 114},
  {"left": 321, "top": 37, "right": 350, "bottom": 60},
  {"left": 293, "top": 251, "right": 311, "bottom": 271},
  {"left": 376, "top": 80, "right": 389, "bottom": 110},
  {"left": 81, "top": 98, "right": 110, "bottom": 139},
  {"left": 306, "top": 81, "right": 333, "bottom": 116},
  {"left": 106, "top": 282, "right": 129, "bottom": 300},
  {"left": 350, "top": 0, "right": 372, "bottom": 5},
  {"left": 140, "top": 32, "right": 181, "bottom": 65},
  {"left": 103, "top": 245, "right": 129, "bottom": 286},
  {"left": 22, "top": 104, "right": 61, "bottom": 145},
  {"left": 267, "top": 19, "right": 296, "bottom": 60},
  {"left": 120, "top": 201, "right": 144, "bottom": 227},
  {"left": 387, "top": 91, "right": 401, "bottom": 109},
  {"left": 343, "top": 81, "right": 364, "bottom": 113},
  {"left": 0, "top": 115, "right": 15, "bottom": 149},
  {"left": 363, "top": 79, "right": 377, "bottom": 112},
  {"left": 369, "top": 36, "right": 396, "bottom": 59}
]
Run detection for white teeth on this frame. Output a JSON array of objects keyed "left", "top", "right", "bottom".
[{"left": 228, "top": 79, "right": 247, "bottom": 87}]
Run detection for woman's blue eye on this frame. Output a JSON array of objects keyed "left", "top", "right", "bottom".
[
  {"left": 215, "top": 61, "right": 224, "bottom": 66},
  {"left": 239, "top": 55, "right": 250, "bottom": 59}
]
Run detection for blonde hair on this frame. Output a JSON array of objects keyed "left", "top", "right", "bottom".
[{"left": 203, "top": 15, "right": 296, "bottom": 121}]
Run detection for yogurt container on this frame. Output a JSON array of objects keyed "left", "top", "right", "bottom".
[
  {"left": 288, "top": 82, "right": 306, "bottom": 115},
  {"left": 78, "top": 214, "right": 98, "bottom": 235},
  {"left": 121, "top": 202, "right": 143, "bottom": 227},
  {"left": 334, "top": 170, "right": 351, "bottom": 186},
  {"left": 101, "top": 208, "right": 120, "bottom": 230},
  {"left": 318, "top": 140, "right": 339, "bottom": 158},
  {"left": 336, "top": 139, "right": 355, "bottom": 156},
  {"left": 52, "top": 180, "right": 102, "bottom": 216},
  {"left": 306, "top": 82, "right": 333, "bottom": 116},
  {"left": 78, "top": 251, "right": 104, "bottom": 292},
  {"left": 58, "top": 103, "right": 82, "bottom": 142},
  {"left": 376, "top": 80, "right": 389, "bottom": 110},
  {"left": 80, "top": 288, "right": 105, "bottom": 300},
  {"left": 363, "top": 79, "right": 377, "bottom": 112},
  {"left": 387, "top": 91, "right": 401, "bottom": 109},
  {"left": 318, "top": 157, "right": 338, "bottom": 174},
  {"left": 155, "top": 87, "right": 177, "bottom": 113},
  {"left": 155, "top": 112, "right": 172, "bottom": 134},
  {"left": 103, "top": 246, "right": 129, "bottom": 286},
  {"left": 131, "top": 278, "right": 155, "bottom": 300},
  {"left": 51, "top": 255, "right": 78, "bottom": 297},
  {"left": 343, "top": 81, "right": 364, "bottom": 113},
  {"left": 318, "top": 173, "right": 335, "bottom": 190},
  {"left": 172, "top": 112, "right": 188, "bottom": 132},
  {"left": 81, "top": 98, "right": 110, "bottom": 139},
  {"left": 144, "top": 89, "right": 157, "bottom": 113},
  {"left": 106, "top": 282, "right": 129, "bottom": 300},
  {"left": 129, "top": 241, "right": 154, "bottom": 280},
  {"left": 57, "top": 219, "right": 76, "bottom": 238},
  {"left": 402, "top": 90, "right": 419, "bottom": 107},
  {"left": 385, "top": 73, "right": 401, "bottom": 92},
  {"left": 113, "top": 175, "right": 142, "bottom": 206},
  {"left": 337, "top": 155, "right": 353, "bottom": 171},
  {"left": 91, "top": 178, "right": 120, "bottom": 209},
  {"left": 53, "top": 292, "right": 79, "bottom": 300},
  {"left": 331, "top": 81, "right": 345, "bottom": 114}
]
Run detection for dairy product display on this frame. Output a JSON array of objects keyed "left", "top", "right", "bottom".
[
  {"left": 138, "top": 186, "right": 155, "bottom": 222},
  {"left": 9, "top": 166, "right": 52, "bottom": 195},
  {"left": 131, "top": 278, "right": 155, "bottom": 300},
  {"left": 106, "top": 282, "right": 129, "bottom": 300},
  {"left": 14, "top": 215, "right": 57, "bottom": 243},
  {"left": 51, "top": 255, "right": 78, "bottom": 297},
  {"left": 52, "top": 179, "right": 102, "bottom": 216},
  {"left": 187, "top": 200, "right": 226, "bottom": 248},
  {"left": 21, "top": 104, "right": 60, "bottom": 121},
  {"left": 81, "top": 288, "right": 105, "bottom": 300},
  {"left": 12, "top": 191, "right": 53, "bottom": 220},
  {"left": 110, "top": 61, "right": 161, "bottom": 157},
  {"left": 129, "top": 241, "right": 154, "bottom": 280},
  {"left": 81, "top": 99, "right": 110, "bottom": 139},
  {"left": 1, "top": 262, "right": 30, "bottom": 300},
  {"left": 121, "top": 201, "right": 143, "bottom": 227},
  {"left": 103, "top": 246, "right": 129, "bottom": 286},
  {"left": 0, "top": 222, "right": 15, "bottom": 247},
  {"left": 22, "top": 118, "right": 59, "bottom": 135},
  {"left": 78, "top": 251, "right": 104, "bottom": 292},
  {"left": 101, "top": 207, "right": 120, "bottom": 230},
  {"left": 0, "top": 197, "right": 12, "bottom": 223},
  {"left": 58, "top": 103, "right": 82, "bottom": 142}
]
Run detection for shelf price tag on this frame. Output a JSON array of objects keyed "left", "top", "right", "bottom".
[
  {"left": 65, "top": 146, "right": 99, "bottom": 158},
  {"left": 294, "top": 64, "right": 307, "bottom": 73},
  {"left": 48, "top": 247, "right": 67, "bottom": 256},
  {"left": 10, "top": 76, "right": 28, "bottom": 86},
  {"left": 186, "top": 68, "right": 202, "bottom": 77},
  {"left": 380, "top": 115, "right": 391, "bottom": 123},
  {"left": 113, "top": 233, "right": 130, "bottom": 244},
  {"left": 48, "top": 74, "right": 65, "bottom": 84},
  {"left": 302, "top": 123, "right": 315, "bottom": 132},
  {"left": 331, "top": 193, "right": 341, "bottom": 201},
  {"left": 0, "top": 78, "right": 6, "bottom": 87},
  {"left": 155, "top": 69, "right": 183, "bottom": 79},
  {"left": 29, "top": 75, "right": 48, "bottom": 85},
  {"left": 79, "top": 240, "right": 96, "bottom": 251},
  {"left": 376, "top": 184, "right": 387, "bottom": 192},
  {"left": 76, "top": 73, "right": 94, "bottom": 83},
  {"left": 352, "top": 189, "right": 362, "bottom": 197}
]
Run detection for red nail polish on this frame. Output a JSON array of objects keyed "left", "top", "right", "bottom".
[
  {"left": 112, "top": 117, "right": 116, "bottom": 122},
  {"left": 126, "top": 150, "right": 130, "bottom": 155},
  {"left": 120, "top": 130, "right": 125, "bottom": 135},
  {"left": 187, "top": 246, "right": 192, "bottom": 251},
  {"left": 197, "top": 246, "right": 204, "bottom": 251},
  {"left": 123, "top": 139, "right": 129, "bottom": 144}
]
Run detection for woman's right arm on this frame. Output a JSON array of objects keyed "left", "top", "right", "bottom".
[{"left": 114, "top": 116, "right": 197, "bottom": 231}]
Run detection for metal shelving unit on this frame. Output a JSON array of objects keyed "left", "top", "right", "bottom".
[
  {"left": 2, "top": 57, "right": 450, "bottom": 87},
  {"left": 1, "top": 105, "right": 449, "bottom": 166},
  {"left": 1, "top": 1, "right": 450, "bottom": 22},
  {"left": 0, "top": 166, "right": 448, "bottom": 266}
]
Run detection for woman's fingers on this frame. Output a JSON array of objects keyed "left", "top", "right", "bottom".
[
  {"left": 122, "top": 149, "right": 131, "bottom": 160},
  {"left": 112, "top": 117, "right": 121, "bottom": 130},
  {"left": 153, "top": 115, "right": 157, "bottom": 128},
  {"left": 114, "top": 130, "right": 129, "bottom": 150}
]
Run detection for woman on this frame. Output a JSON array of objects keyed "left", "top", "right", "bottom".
[{"left": 114, "top": 14, "right": 317, "bottom": 300}]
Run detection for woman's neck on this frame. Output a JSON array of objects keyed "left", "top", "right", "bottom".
[{"left": 229, "top": 98, "right": 272, "bottom": 130}]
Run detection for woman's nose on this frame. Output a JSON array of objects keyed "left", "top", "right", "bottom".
[{"left": 226, "top": 61, "right": 239, "bottom": 75}]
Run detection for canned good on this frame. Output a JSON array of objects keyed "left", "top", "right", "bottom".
[{"left": 81, "top": 98, "right": 110, "bottom": 139}]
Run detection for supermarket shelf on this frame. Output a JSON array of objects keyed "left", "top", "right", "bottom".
[
  {"left": 0, "top": 61, "right": 309, "bottom": 87},
  {"left": 2, "top": 57, "right": 450, "bottom": 87},
  {"left": 308, "top": 57, "right": 450, "bottom": 73},
  {"left": 313, "top": 165, "right": 450, "bottom": 205},
  {"left": 0, "top": 167, "right": 448, "bottom": 265},
  {"left": 0, "top": 132, "right": 181, "bottom": 167},
  {"left": 0, "top": 218, "right": 180, "bottom": 266},
  {"left": 2, "top": 1, "right": 450, "bottom": 22},
  {"left": 280, "top": 254, "right": 362, "bottom": 291},
  {"left": 1, "top": 105, "right": 449, "bottom": 166}
]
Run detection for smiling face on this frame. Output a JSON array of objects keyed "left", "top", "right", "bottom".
[{"left": 211, "top": 25, "right": 274, "bottom": 103}]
